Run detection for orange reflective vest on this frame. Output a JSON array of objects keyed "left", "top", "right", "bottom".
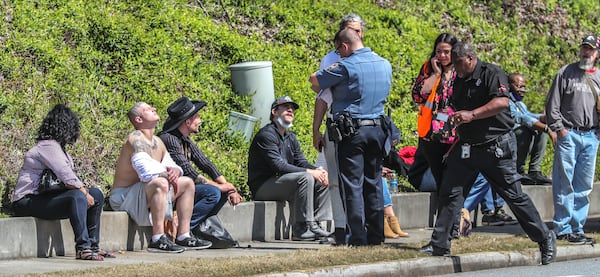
[{"left": 417, "top": 61, "right": 441, "bottom": 138}]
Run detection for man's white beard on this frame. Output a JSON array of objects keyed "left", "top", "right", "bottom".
[
  {"left": 277, "top": 117, "right": 293, "bottom": 129},
  {"left": 578, "top": 57, "right": 594, "bottom": 70}
]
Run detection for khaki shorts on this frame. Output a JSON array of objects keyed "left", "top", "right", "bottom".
[{"left": 110, "top": 182, "right": 173, "bottom": 226}]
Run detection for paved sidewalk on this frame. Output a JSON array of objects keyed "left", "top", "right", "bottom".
[{"left": 2, "top": 220, "right": 600, "bottom": 276}]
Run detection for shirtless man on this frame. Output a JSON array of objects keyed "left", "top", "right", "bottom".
[{"left": 110, "top": 102, "right": 211, "bottom": 253}]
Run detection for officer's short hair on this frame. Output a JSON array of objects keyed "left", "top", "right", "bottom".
[
  {"left": 452, "top": 41, "right": 477, "bottom": 60},
  {"left": 335, "top": 27, "right": 361, "bottom": 46},
  {"left": 339, "top": 13, "right": 365, "bottom": 31}
]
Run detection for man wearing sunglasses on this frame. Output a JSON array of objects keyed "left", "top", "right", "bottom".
[{"left": 508, "top": 73, "right": 555, "bottom": 185}]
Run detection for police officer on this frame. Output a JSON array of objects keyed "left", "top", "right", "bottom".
[
  {"left": 309, "top": 27, "right": 392, "bottom": 246},
  {"left": 421, "top": 41, "right": 556, "bottom": 265}
]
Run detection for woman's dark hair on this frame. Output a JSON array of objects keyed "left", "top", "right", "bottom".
[
  {"left": 36, "top": 104, "right": 80, "bottom": 147},
  {"left": 429, "top": 33, "right": 458, "bottom": 58}
]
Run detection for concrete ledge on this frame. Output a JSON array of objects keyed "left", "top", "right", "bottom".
[
  {"left": 1, "top": 184, "right": 598, "bottom": 260},
  {"left": 0, "top": 201, "right": 297, "bottom": 260},
  {"left": 391, "top": 192, "right": 431, "bottom": 229},
  {"left": 217, "top": 201, "right": 293, "bottom": 242},
  {"left": 0, "top": 217, "right": 37, "bottom": 259}
]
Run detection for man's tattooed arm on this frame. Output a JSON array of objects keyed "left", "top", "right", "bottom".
[{"left": 131, "top": 131, "right": 153, "bottom": 153}]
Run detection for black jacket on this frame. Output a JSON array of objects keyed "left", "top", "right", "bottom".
[{"left": 247, "top": 123, "right": 315, "bottom": 196}]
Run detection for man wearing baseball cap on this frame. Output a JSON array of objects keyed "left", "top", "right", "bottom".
[
  {"left": 546, "top": 34, "right": 600, "bottom": 245},
  {"left": 247, "top": 95, "right": 332, "bottom": 241}
]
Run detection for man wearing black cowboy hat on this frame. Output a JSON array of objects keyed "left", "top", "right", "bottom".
[
  {"left": 248, "top": 96, "right": 332, "bottom": 241},
  {"left": 159, "top": 97, "right": 243, "bottom": 238}
]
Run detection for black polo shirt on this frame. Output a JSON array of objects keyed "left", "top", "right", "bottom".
[{"left": 450, "top": 60, "right": 514, "bottom": 144}]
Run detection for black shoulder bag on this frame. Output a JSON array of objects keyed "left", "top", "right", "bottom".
[
  {"left": 37, "top": 169, "right": 68, "bottom": 194},
  {"left": 196, "top": 215, "right": 238, "bottom": 249}
]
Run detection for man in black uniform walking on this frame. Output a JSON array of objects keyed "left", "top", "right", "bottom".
[{"left": 421, "top": 41, "right": 556, "bottom": 265}]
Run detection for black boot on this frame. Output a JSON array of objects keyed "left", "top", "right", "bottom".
[
  {"left": 539, "top": 230, "right": 557, "bottom": 265},
  {"left": 333, "top": 227, "right": 347, "bottom": 246}
]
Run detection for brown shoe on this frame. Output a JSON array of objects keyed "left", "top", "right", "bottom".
[
  {"left": 387, "top": 215, "right": 409, "bottom": 237},
  {"left": 384, "top": 216, "right": 400, "bottom": 238}
]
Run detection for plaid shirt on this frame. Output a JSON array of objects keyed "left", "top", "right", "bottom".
[{"left": 159, "top": 129, "right": 222, "bottom": 182}]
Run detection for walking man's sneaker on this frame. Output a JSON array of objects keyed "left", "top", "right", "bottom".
[
  {"left": 481, "top": 211, "right": 504, "bottom": 226},
  {"left": 175, "top": 235, "right": 212, "bottom": 250},
  {"left": 495, "top": 209, "right": 518, "bottom": 225},
  {"left": 148, "top": 234, "right": 186, "bottom": 253},
  {"left": 539, "top": 230, "right": 557, "bottom": 265}
]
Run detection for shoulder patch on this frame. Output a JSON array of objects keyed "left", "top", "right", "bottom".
[
  {"left": 499, "top": 84, "right": 508, "bottom": 94},
  {"left": 326, "top": 62, "right": 341, "bottom": 72}
]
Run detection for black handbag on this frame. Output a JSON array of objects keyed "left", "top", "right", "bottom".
[
  {"left": 37, "top": 169, "right": 67, "bottom": 194},
  {"left": 196, "top": 215, "right": 238, "bottom": 249}
]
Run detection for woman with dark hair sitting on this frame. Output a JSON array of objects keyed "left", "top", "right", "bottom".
[{"left": 11, "top": 104, "right": 113, "bottom": 261}]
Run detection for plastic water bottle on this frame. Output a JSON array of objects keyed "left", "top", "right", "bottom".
[{"left": 389, "top": 170, "right": 399, "bottom": 194}]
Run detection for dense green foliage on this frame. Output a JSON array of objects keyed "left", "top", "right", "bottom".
[{"left": 0, "top": 0, "right": 599, "bottom": 208}]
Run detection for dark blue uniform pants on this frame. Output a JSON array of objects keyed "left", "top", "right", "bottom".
[
  {"left": 337, "top": 125, "right": 386, "bottom": 246},
  {"left": 431, "top": 132, "right": 549, "bottom": 250}
]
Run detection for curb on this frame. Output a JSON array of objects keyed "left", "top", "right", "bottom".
[{"left": 261, "top": 244, "right": 600, "bottom": 277}]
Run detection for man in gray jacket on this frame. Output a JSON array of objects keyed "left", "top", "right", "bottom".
[{"left": 545, "top": 34, "right": 600, "bottom": 245}]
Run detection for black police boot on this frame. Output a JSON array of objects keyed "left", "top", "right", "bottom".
[
  {"left": 539, "top": 230, "right": 557, "bottom": 265},
  {"left": 333, "top": 227, "right": 347, "bottom": 246}
]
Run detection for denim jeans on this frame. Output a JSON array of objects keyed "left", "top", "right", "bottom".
[
  {"left": 13, "top": 188, "right": 104, "bottom": 251},
  {"left": 463, "top": 173, "right": 490, "bottom": 212},
  {"left": 382, "top": 177, "right": 392, "bottom": 207},
  {"left": 189, "top": 184, "right": 227, "bottom": 232},
  {"left": 481, "top": 191, "right": 506, "bottom": 212},
  {"left": 552, "top": 130, "right": 599, "bottom": 235}
]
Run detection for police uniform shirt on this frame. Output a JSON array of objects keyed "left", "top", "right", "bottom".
[
  {"left": 450, "top": 60, "right": 514, "bottom": 144},
  {"left": 315, "top": 47, "right": 392, "bottom": 120}
]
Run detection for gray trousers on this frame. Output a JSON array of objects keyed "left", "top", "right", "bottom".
[
  {"left": 514, "top": 125, "right": 548, "bottom": 173},
  {"left": 254, "top": 172, "right": 332, "bottom": 224},
  {"left": 315, "top": 130, "right": 346, "bottom": 229}
]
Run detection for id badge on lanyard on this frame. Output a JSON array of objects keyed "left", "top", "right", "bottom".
[{"left": 461, "top": 144, "right": 471, "bottom": 159}]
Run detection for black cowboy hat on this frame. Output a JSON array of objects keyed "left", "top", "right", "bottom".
[{"left": 162, "top": 97, "right": 207, "bottom": 133}]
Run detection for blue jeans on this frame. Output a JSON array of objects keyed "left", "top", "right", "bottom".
[
  {"left": 552, "top": 130, "right": 599, "bottom": 235},
  {"left": 189, "top": 184, "right": 227, "bottom": 232},
  {"left": 382, "top": 177, "right": 392, "bottom": 207},
  {"left": 464, "top": 174, "right": 506, "bottom": 213},
  {"left": 463, "top": 173, "right": 490, "bottom": 212},
  {"left": 13, "top": 188, "right": 104, "bottom": 251}
]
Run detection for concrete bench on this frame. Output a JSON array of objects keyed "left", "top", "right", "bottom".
[
  {"left": 0, "top": 200, "right": 298, "bottom": 260},
  {"left": 1, "top": 185, "right": 599, "bottom": 260}
]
